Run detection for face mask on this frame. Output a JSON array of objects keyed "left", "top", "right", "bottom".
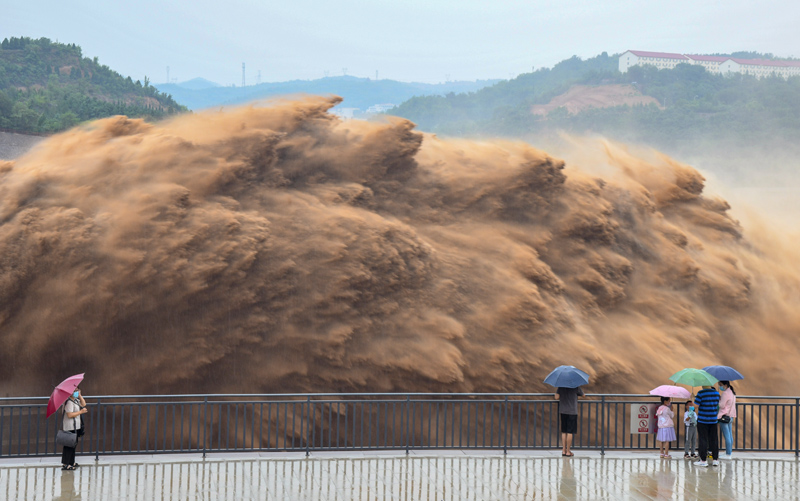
[{"left": 73, "top": 391, "right": 80, "bottom": 398}]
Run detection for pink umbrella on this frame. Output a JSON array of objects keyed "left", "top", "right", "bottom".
[
  {"left": 46, "top": 373, "right": 84, "bottom": 418},
  {"left": 649, "top": 385, "right": 691, "bottom": 399}
]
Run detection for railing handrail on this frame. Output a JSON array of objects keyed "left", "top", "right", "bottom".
[
  {"left": 2, "top": 392, "right": 798, "bottom": 458},
  {"left": 1, "top": 392, "right": 797, "bottom": 402}
]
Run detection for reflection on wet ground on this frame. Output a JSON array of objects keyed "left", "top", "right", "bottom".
[{"left": 1, "top": 451, "right": 798, "bottom": 500}]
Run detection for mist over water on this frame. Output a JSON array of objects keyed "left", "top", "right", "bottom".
[{"left": 1, "top": 96, "right": 798, "bottom": 398}]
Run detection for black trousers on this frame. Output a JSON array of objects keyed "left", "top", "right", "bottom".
[
  {"left": 697, "top": 422, "right": 719, "bottom": 460},
  {"left": 61, "top": 432, "right": 77, "bottom": 466}
]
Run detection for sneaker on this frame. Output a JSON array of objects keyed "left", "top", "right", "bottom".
[
  {"left": 721, "top": 453, "right": 732, "bottom": 459},
  {"left": 712, "top": 460, "right": 719, "bottom": 466},
  {"left": 694, "top": 460, "right": 708, "bottom": 467}
]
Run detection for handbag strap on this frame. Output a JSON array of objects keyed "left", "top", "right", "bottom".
[{"left": 61, "top": 398, "right": 79, "bottom": 431}]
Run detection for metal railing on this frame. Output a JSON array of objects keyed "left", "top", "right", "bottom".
[{"left": 1, "top": 393, "right": 797, "bottom": 459}]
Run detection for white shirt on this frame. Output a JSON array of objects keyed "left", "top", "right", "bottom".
[{"left": 63, "top": 398, "right": 81, "bottom": 431}]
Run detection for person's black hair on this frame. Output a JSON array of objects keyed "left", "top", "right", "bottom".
[
  {"left": 720, "top": 380, "right": 736, "bottom": 395},
  {"left": 685, "top": 400, "right": 693, "bottom": 407},
  {"left": 660, "top": 396, "right": 670, "bottom": 405}
]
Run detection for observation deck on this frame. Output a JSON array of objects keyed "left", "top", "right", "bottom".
[
  {"left": 2, "top": 450, "right": 798, "bottom": 500},
  {"left": 2, "top": 393, "right": 798, "bottom": 499}
]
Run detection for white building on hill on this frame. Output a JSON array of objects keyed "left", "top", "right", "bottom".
[
  {"left": 718, "top": 58, "right": 800, "bottom": 78},
  {"left": 619, "top": 51, "right": 689, "bottom": 73},
  {"left": 684, "top": 55, "right": 729, "bottom": 74},
  {"left": 619, "top": 50, "right": 800, "bottom": 79}
]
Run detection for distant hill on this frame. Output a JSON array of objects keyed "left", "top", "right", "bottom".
[
  {"left": 390, "top": 52, "right": 621, "bottom": 133},
  {"left": 154, "top": 75, "right": 501, "bottom": 111},
  {"left": 492, "top": 58, "right": 800, "bottom": 152},
  {"left": 168, "top": 77, "right": 220, "bottom": 90},
  {"left": 0, "top": 36, "right": 187, "bottom": 134},
  {"left": 390, "top": 51, "right": 800, "bottom": 149}
]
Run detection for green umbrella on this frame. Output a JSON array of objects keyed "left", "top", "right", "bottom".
[{"left": 669, "top": 368, "right": 718, "bottom": 387}]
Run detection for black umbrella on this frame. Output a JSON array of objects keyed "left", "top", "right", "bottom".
[{"left": 543, "top": 365, "right": 589, "bottom": 388}]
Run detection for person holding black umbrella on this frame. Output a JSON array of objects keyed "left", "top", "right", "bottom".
[
  {"left": 555, "top": 385, "right": 584, "bottom": 457},
  {"left": 544, "top": 365, "right": 589, "bottom": 458},
  {"left": 703, "top": 366, "right": 744, "bottom": 460},
  {"left": 717, "top": 380, "right": 737, "bottom": 459}
]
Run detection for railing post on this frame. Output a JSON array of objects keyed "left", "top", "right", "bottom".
[
  {"left": 306, "top": 396, "right": 311, "bottom": 457},
  {"left": 202, "top": 396, "right": 208, "bottom": 459},
  {"left": 795, "top": 398, "right": 799, "bottom": 459},
  {"left": 405, "top": 395, "right": 410, "bottom": 455},
  {"left": 600, "top": 396, "right": 605, "bottom": 456},
  {"left": 95, "top": 399, "right": 101, "bottom": 461},
  {"left": 503, "top": 395, "right": 508, "bottom": 455}
]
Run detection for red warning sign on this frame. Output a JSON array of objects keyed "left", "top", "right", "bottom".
[{"left": 631, "top": 404, "right": 657, "bottom": 434}]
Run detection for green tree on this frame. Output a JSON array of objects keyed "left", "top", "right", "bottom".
[
  {"left": 0, "top": 89, "right": 12, "bottom": 116},
  {"left": 11, "top": 101, "right": 39, "bottom": 130},
  {"left": 0, "top": 37, "right": 188, "bottom": 133}
]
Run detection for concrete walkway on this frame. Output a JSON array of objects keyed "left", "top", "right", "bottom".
[{"left": 1, "top": 450, "right": 798, "bottom": 500}]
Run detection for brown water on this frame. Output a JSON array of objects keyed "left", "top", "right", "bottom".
[{"left": 1, "top": 96, "right": 797, "bottom": 397}]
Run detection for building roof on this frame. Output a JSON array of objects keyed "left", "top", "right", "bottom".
[
  {"left": 730, "top": 58, "right": 798, "bottom": 67},
  {"left": 628, "top": 50, "right": 689, "bottom": 60},
  {"left": 626, "top": 51, "right": 800, "bottom": 69},
  {"left": 686, "top": 55, "right": 729, "bottom": 63}
]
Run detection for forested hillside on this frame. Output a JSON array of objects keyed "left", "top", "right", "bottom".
[
  {"left": 391, "top": 52, "right": 620, "bottom": 134},
  {"left": 391, "top": 51, "right": 800, "bottom": 153},
  {"left": 491, "top": 62, "right": 800, "bottom": 150},
  {"left": 0, "top": 37, "right": 187, "bottom": 133}
]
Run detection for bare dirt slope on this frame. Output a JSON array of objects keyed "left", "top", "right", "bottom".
[
  {"left": 532, "top": 84, "right": 661, "bottom": 116},
  {"left": 0, "top": 131, "right": 44, "bottom": 160}
]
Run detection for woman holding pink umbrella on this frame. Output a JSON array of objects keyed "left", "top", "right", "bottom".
[
  {"left": 61, "top": 387, "right": 88, "bottom": 470},
  {"left": 46, "top": 373, "right": 88, "bottom": 470}
]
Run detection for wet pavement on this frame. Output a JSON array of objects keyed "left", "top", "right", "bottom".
[{"left": 1, "top": 450, "right": 798, "bottom": 500}]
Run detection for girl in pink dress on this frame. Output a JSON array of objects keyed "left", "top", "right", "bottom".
[{"left": 656, "top": 397, "right": 676, "bottom": 458}]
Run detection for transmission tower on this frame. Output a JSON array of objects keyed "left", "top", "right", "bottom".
[
  {"left": 242, "top": 63, "right": 245, "bottom": 87},
  {"left": 257, "top": 70, "right": 261, "bottom": 85}
]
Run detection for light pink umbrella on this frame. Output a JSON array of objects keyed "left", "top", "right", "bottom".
[
  {"left": 649, "top": 385, "right": 691, "bottom": 399},
  {"left": 46, "top": 373, "right": 84, "bottom": 418}
]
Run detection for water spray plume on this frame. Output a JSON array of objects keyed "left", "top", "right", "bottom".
[{"left": 1, "top": 96, "right": 797, "bottom": 397}]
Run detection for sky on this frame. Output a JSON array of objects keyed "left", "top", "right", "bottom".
[{"left": 5, "top": 0, "right": 800, "bottom": 85}]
